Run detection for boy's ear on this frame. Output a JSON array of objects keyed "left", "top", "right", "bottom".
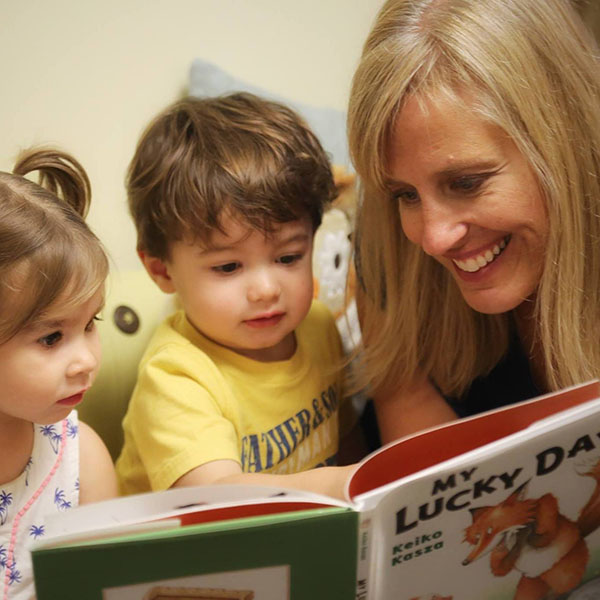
[{"left": 138, "top": 250, "right": 176, "bottom": 294}]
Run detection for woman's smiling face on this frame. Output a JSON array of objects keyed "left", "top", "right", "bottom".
[{"left": 386, "top": 92, "right": 549, "bottom": 315}]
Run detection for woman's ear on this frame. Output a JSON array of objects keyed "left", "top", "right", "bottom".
[{"left": 138, "top": 250, "right": 177, "bottom": 294}]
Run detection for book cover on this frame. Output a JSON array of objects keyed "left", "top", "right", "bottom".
[
  {"left": 351, "top": 385, "right": 600, "bottom": 599},
  {"left": 33, "top": 505, "right": 358, "bottom": 600},
  {"left": 32, "top": 381, "right": 600, "bottom": 600}
]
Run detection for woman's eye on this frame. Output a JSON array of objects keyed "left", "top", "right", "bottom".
[
  {"left": 213, "top": 262, "right": 240, "bottom": 274},
  {"left": 278, "top": 254, "right": 302, "bottom": 265},
  {"left": 38, "top": 331, "right": 62, "bottom": 348},
  {"left": 393, "top": 189, "right": 420, "bottom": 206},
  {"left": 450, "top": 174, "right": 486, "bottom": 194}
]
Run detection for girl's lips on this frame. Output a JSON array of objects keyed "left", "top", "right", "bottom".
[
  {"left": 244, "top": 313, "right": 284, "bottom": 328},
  {"left": 57, "top": 392, "right": 85, "bottom": 407}
]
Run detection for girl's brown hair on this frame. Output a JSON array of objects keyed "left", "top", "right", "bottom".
[{"left": 0, "top": 148, "right": 108, "bottom": 343}]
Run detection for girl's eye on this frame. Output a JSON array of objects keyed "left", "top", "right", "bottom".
[
  {"left": 85, "top": 315, "right": 102, "bottom": 332},
  {"left": 38, "top": 331, "right": 62, "bottom": 348},
  {"left": 278, "top": 254, "right": 302, "bottom": 265},
  {"left": 212, "top": 262, "right": 240, "bottom": 274},
  {"left": 392, "top": 188, "right": 420, "bottom": 206}
]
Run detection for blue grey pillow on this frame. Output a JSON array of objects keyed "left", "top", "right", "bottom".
[{"left": 189, "top": 58, "right": 350, "bottom": 167}]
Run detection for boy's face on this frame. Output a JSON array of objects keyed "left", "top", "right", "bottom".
[{"left": 147, "top": 215, "right": 315, "bottom": 362}]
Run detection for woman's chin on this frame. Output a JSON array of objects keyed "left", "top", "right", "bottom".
[{"left": 460, "top": 290, "right": 528, "bottom": 315}]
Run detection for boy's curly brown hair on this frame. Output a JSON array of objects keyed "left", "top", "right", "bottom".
[{"left": 127, "top": 92, "right": 337, "bottom": 260}]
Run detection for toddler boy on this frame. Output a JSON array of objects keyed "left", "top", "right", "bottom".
[{"left": 116, "top": 92, "right": 360, "bottom": 498}]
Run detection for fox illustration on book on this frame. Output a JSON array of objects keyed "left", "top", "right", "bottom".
[{"left": 462, "top": 456, "right": 600, "bottom": 600}]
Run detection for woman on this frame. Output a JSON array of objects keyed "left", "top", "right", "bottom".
[{"left": 348, "top": 0, "right": 600, "bottom": 443}]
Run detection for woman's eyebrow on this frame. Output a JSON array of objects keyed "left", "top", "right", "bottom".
[
  {"left": 385, "top": 159, "right": 501, "bottom": 187},
  {"left": 437, "top": 159, "right": 501, "bottom": 178}
]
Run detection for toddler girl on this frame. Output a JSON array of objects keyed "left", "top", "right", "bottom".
[{"left": 0, "top": 148, "right": 118, "bottom": 599}]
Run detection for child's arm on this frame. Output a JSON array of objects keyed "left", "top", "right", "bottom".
[
  {"left": 375, "top": 375, "right": 457, "bottom": 444},
  {"left": 78, "top": 421, "right": 119, "bottom": 504},
  {"left": 173, "top": 460, "right": 355, "bottom": 501}
]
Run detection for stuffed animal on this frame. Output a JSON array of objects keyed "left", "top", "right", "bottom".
[{"left": 313, "top": 166, "right": 360, "bottom": 354}]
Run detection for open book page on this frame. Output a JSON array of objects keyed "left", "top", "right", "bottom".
[
  {"left": 37, "top": 484, "right": 349, "bottom": 549},
  {"left": 354, "top": 392, "right": 600, "bottom": 599},
  {"left": 346, "top": 379, "right": 600, "bottom": 503}
]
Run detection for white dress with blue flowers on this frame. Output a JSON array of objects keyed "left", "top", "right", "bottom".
[{"left": 0, "top": 411, "right": 79, "bottom": 600}]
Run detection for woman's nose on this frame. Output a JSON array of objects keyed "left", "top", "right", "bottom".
[{"left": 402, "top": 200, "right": 468, "bottom": 257}]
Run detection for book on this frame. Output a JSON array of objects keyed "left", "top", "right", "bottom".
[{"left": 32, "top": 380, "right": 600, "bottom": 600}]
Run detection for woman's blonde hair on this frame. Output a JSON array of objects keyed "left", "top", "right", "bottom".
[
  {"left": 348, "top": 0, "right": 600, "bottom": 398},
  {"left": 0, "top": 149, "right": 108, "bottom": 343}
]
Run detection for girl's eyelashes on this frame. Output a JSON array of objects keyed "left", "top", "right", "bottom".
[
  {"left": 36, "top": 313, "right": 102, "bottom": 347},
  {"left": 38, "top": 331, "right": 63, "bottom": 348},
  {"left": 85, "top": 315, "right": 102, "bottom": 332}
]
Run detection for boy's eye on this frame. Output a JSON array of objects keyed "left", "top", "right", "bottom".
[
  {"left": 278, "top": 254, "right": 302, "bottom": 265},
  {"left": 38, "top": 331, "right": 63, "bottom": 348},
  {"left": 212, "top": 262, "right": 240, "bottom": 274}
]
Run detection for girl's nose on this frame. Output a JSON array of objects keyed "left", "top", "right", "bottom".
[{"left": 66, "top": 338, "right": 99, "bottom": 379}]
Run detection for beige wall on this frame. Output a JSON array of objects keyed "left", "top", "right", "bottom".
[
  {"left": 4, "top": 1, "right": 597, "bottom": 273},
  {"left": 0, "top": 0, "right": 384, "bottom": 270}
]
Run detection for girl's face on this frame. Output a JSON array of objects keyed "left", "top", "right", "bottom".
[
  {"left": 0, "top": 288, "right": 103, "bottom": 427},
  {"left": 386, "top": 92, "right": 549, "bottom": 314}
]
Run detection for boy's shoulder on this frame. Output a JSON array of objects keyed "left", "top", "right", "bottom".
[
  {"left": 144, "top": 309, "right": 190, "bottom": 345},
  {"left": 138, "top": 309, "right": 216, "bottom": 372},
  {"left": 301, "top": 299, "right": 337, "bottom": 328},
  {"left": 297, "top": 300, "right": 342, "bottom": 356}
]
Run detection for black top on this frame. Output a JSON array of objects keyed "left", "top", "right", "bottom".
[
  {"left": 358, "top": 335, "right": 541, "bottom": 452},
  {"left": 446, "top": 336, "right": 542, "bottom": 418}
]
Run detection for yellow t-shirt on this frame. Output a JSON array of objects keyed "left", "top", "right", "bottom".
[{"left": 116, "top": 300, "right": 352, "bottom": 494}]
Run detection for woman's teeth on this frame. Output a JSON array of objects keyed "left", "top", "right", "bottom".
[{"left": 453, "top": 238, "right": 508, "bottom": 273}]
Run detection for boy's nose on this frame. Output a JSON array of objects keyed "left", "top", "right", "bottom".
[{"left": 247, "top": 270, "right": 281, "bottom": 303}]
